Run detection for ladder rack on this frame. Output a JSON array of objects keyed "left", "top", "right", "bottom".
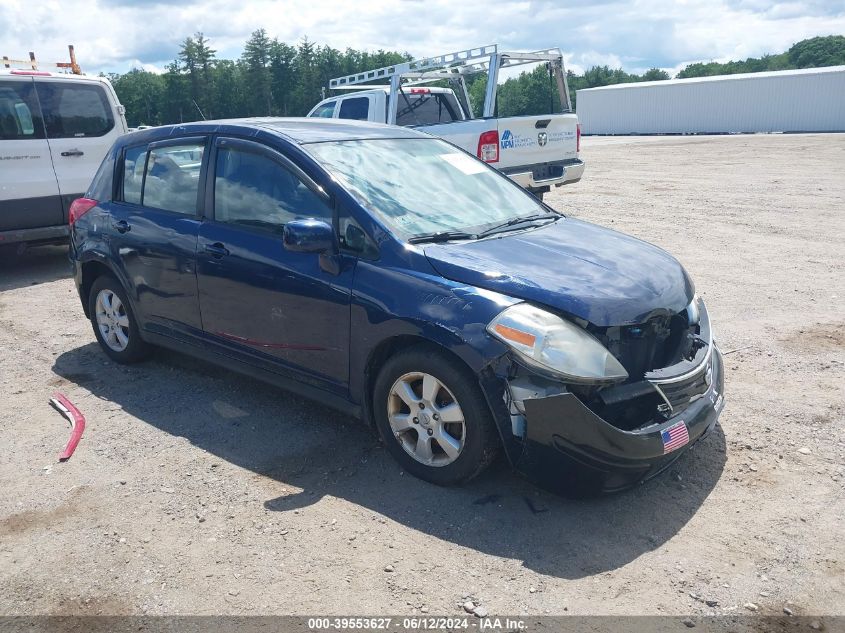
[
  {"left": 329, "top": 45, "right": 498, "bottom": 89},
  {"left": 1, "top": 45, "right": 82, "bottom": 74},
  {"left": 326, "top": 44, "right": 572, "bottom": 120}
]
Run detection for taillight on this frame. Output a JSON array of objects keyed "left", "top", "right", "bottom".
[
  {"left": 576, "top": 123, "right": 581, "bottom": 153},
  {"left": 68, "top": 198, "right": 98, "bottom": 226},
  {"left": 10, "top": 70, "right": 52, "bottom": 76},
  {"left": 477, "top": 130, "right": 499, "bottom": 163},
  {"left": 409, "top": 88, "right": 430, "bottom": 94}
]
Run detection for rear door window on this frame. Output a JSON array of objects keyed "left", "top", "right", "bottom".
[
  {"left": 142, "top": 142, "right": 205, "bottom": 214},
  {"left": 394, "top": 92, "right": 463, "bottom": 126},
  {"left": 0, "top": 80, "right": 45, "bottom": 140},
  {"left": 338, "top": 97, "right": 370, "bottom": 121},
  {"left": 309, "top": 102, "right": 337, "bottom": 118},
  {"left": 35, "top": 82, "right": 115, "bottom": 138}
]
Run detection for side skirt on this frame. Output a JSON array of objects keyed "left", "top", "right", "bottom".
[{"left": 142, "top": 330, "right": 362, "bottom": 420}]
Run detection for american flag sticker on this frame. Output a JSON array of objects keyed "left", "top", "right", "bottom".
[{"left": 661, "top": 420, "right": 690, "bottom": 454}]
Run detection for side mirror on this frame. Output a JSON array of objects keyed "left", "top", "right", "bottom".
[
  {"left": 345, "top": 224, "right": 367, "bottom": 252},
  {"left": 283, "top": 219, "right": 335, "bottom": 254}
]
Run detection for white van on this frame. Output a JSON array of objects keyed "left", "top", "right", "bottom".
[{"left": 0, "top": 70, "right": 127, "bottom": 247}]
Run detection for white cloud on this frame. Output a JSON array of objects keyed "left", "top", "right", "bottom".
[{"left": 0, "top": 0, "right": 842, "bottom": 77}]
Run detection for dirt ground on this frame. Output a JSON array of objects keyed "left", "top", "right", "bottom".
[{"left": 1, "top": 134, "right": 843, "bottom": 618}]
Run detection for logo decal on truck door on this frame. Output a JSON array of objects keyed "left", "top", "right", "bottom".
[{"left": 538, "top": 132, "right": 548, "bottom": 147}]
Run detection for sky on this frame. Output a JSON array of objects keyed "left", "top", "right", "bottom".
[{"left": 2, "top": 0, "right": 844, "bottom": 77}]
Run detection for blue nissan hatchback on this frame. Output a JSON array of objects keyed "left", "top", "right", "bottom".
[{"left": 69, "top": 118, "right": 724, "bottom": 494}]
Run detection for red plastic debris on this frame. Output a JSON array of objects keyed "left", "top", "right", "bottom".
[{"left": 49, "top": 393, "right": 86, "bottom": 462}]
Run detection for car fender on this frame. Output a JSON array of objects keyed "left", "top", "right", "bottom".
[{"left": 348, "top": 255, "right": 526, "bottom": 460}]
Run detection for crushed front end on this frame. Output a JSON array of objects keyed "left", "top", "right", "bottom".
[{"left": 490, "top": 296, "right": 725, "bottom": 495}]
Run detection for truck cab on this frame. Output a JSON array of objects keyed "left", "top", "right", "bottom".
[{"left": 309, "top": 87, "right": 466, "bottom": 126}]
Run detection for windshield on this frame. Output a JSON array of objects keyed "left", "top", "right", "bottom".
[{"left": 305, "top": 138, "right": 548, "bottom": 239}]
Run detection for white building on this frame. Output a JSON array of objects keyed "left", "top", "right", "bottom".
[{"left": 576, "top": 65, "right": 845, "bottom": 135}]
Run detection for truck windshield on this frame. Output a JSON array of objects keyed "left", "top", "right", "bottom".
[{"left": 306, "top": 138, "right": 547, "bottom": 239}]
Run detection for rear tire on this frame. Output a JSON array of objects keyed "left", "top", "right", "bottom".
[
  {"left": 373, "top": 345, "right": 500, "bottom": 486},
  {"left": 88, "top": 275, "right": 150, "bottom": 364}
]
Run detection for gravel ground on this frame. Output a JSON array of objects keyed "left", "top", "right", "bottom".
[{"left": 0, "top": 133, "right": 843, "bottom": 618}]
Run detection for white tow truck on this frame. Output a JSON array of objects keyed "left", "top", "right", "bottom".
[{"left": 307, "top": 45, "right": 584, "bottom": 200}]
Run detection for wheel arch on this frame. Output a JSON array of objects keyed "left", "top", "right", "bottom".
[
  {"left": 361, "top": 334, "right": 481, "bottom": 428},
  {"left": 78, "top": 255, "right": 133, "bottom": 318}
]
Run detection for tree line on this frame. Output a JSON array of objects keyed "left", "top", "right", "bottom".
[{"left": 108, "top": 33, "right": 845, "bottom": 127}]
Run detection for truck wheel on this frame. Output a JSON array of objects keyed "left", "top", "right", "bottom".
[
  {"left": 533, "top": 191, "right": 545, "bottom": 202},
  {"left": 88, "top": 275, "right": 150, "bottom": 364},
  {"left": 373, "top": 346, "right": 500, "bottom": 486}
]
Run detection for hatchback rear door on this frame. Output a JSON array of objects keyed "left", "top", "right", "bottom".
[
  {"left": 35, "top": 77, "right": 126, "bottom": 220},
  {"left": 107, "top": 136, "right": 207, "bottom": 336},
  {"left": 0, "top": 74, "right": 63, "bottom": 232}
]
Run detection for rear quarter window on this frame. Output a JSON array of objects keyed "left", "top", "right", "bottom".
[
  {"left": 121, "top": 145, "right": 147, "bottom": 205},
  {"left": 35, "top": 81, "right": 115, "bottom": 138},
  {"left": 338, "top": 97, "right": 369, "bottom": 121},
  {"left": 0, "top": 80, "right": 45, "bottom": 140}
]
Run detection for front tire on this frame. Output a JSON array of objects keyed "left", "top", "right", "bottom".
[
  {"left": 373, "top": 346, "right": 500, "bottom": 486},
  {"left": 88, "top": 275, "right": 150, "bottom": 363}
]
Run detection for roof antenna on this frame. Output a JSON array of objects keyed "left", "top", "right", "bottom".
[{"left": 192, "top": 99, "right": 206, "bottom": 121}]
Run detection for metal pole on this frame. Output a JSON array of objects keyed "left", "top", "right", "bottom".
[
  {"left": 553, "top": 59, "right": 572, "bottom": 112},
  {"left": 387, "top": 75, "right": 400, "bottom": 125},
  {"left": 29, "top": 51, "right": 36, "bottom": 70},
  {"left": 483, "top": 53, "right": 500, "bottom": 118},
  {"left": 457, "top": 75, "right": 474, "bottom": 119}
]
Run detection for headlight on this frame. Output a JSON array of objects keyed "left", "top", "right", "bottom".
[{"left": 487, "top": 303, "right": 628, "bottom": 383}]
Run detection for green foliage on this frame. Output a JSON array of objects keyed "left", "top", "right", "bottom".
[
  {"left": 787, "top": 35, "right": 845, "bottom": 68},
  {"left": 676, "top": 34, "right": 843, "bottom": 78},
  {"left": 109, "top": 69, "right": 165, "bottom": 126},
  {"left": 110, "top": 34, "right": 845, "bottom": 126},
  {"left": 112, "top": 34, "right": 409, "bottom": 126}
]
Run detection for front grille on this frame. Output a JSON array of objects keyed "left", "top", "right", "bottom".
[{"left": 653, "top": 360, "right": 711, "bottom": 414}]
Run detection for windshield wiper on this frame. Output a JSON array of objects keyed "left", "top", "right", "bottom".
[
  {"left": 407, "top": 230, "right": 477, "bottom": 244},
  {"left": 476, "top": 213, "right": 561, "bottom": 239}
]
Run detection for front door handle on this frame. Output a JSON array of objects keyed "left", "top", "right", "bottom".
[
  {"left": 112, "top": 220, "right": 131, "bottom": 233},
  {"left": 60, "top": 150, "right": 84, "bottom": 157},
  {"left": 204, "top": 242, "right": 230, "bottom": 258}
]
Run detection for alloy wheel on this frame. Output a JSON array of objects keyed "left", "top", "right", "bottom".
[
  {"left": 387, "top": 371, "right": 466, "bottom": 467},
  {"left": 95, "top": 289, "right": 130, "bottom": 352}
]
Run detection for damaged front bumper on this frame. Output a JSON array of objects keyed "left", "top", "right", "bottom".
[{"left": 505, "top": 345, "right": 725, "bottom": 495}]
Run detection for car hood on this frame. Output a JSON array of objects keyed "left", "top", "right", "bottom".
[{"left": 423, "top": 218, "right": 694, "bottom": 326}]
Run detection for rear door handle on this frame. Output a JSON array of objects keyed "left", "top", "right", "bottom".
[
  {"left": 204, "top": 242, "right": 229, "bottom": 258},
  {"left": 112, "top": 220, "right": 131, "bottom": 233},
  {"left": 60, "top": 150, "right": 84, "bottom": 157}
]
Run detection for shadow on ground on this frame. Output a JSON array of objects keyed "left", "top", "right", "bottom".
[
  {"left": 0, "top": 245, "right": 71, "bottom": 291},
  {"left": 53, "top": 342, "right": 726, "bottom": 580}
]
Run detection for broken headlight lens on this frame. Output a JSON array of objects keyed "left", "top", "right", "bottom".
[
  {"left": 686, "top": 293, "right": 701, "bottom": 326},
  {"left": 487, "top": 303, "right": 628, "bottom": 383}
]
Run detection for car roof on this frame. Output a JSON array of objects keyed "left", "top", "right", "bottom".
[
  {"left": 0, "top": 70, "right": 112, "bottom": 85},
  {"left": 127, "top": 117, "right": 429, "bottom": 145}
]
